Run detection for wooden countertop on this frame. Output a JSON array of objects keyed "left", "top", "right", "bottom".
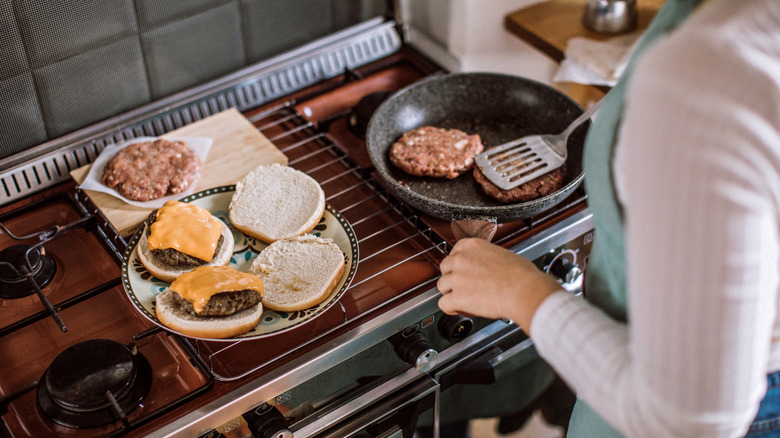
[
  {"left": 505, "top": 0, "right": 665, "bottom": 63},
  {"left": 504, "top": 0, "right": 665, "bottom": 106}
]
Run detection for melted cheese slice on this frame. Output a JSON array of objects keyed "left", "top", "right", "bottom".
[
  {"left": 147, "top": 200, "right": 223, "bottom": 262},
  {"left": 170, "top": 266, "right": 264, "bottom": 314}
]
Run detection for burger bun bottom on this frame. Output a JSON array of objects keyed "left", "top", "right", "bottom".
[
  {"left": 155, "top": 288, "right": 263, "bottom": 339},
  {"left": 137, "top": 219, "right": 234, "bottom": 283}
]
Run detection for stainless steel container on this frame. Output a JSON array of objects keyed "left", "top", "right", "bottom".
[{"left": 582, "top": 0, "right": 638, "bottom": 34}]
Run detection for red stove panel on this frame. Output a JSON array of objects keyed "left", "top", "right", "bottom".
[
  {"left": 0, "top": 192, "right": 119, "bottom": 330},
  {"left": 0, "top": 187, "right": 211, "bottom": 437}
]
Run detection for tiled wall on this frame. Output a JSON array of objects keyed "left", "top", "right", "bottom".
[{"left": 0, "top": 0, "right": 385, "bottom": 159}]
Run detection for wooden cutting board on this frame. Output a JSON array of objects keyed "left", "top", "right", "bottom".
[{"left": 70, "top": 108, "right": 288, "bottom": 237}]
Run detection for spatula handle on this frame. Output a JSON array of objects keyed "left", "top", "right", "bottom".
[{"left": 560, "top": 99, "right": 603, "bottom": 138}]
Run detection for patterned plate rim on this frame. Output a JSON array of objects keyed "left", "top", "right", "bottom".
[{"left": 120, "top": 185, "right": 359, "bottom": 341}]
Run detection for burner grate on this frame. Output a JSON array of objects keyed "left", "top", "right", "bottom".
[
  {"left": 0, "top": 190, "right": 125, "bottom": 336},
  {"left": 0, "top": 245, "right": 56, "bottom": 299},
  {"left": 0, "top": 204, "right": 96, "bottom": 332}
]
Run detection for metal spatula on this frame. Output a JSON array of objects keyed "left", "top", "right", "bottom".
[{"left": 475, "top": 101, "right": 601, "bottom": 191}]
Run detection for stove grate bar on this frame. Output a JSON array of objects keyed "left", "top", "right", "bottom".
[
  {"left": 355, "top": 215, "right": 414, "bottom": 244},
  {"left": 348, "top": 242, "right": 446, "bottom": 290},
  {"left": 257, "top": 111, "right": 301, "bottom": 132},
  {"left": 356, "top": 229, "right": 444, "bottom": 266},
  {"left": 269, "top": 122, "right": 317, "bottom": 144},
  {"left": 286, "top": 138, "right": 337, "bottom": 165},
  {"left": 302, "top": 156, "right": 357, "bottom": 181},
  {"left": 337, "top": 189, "right": 383, "bottom": 217},
  {"left": 325, "top": 177, "right": 375, "bottom": 202}
]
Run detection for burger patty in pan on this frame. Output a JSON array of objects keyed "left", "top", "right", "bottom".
[
  {"left": 473, "top": 166, "right": 565, "bottom": 204},
  {"left": 144, "top": 211, "right": 224, "bottom": 267},
  {"left": 389, "top": 126, "right": 484, "bottom": 179},
  {"left": 170, "top": 290, "right": 262, "bottom": 316}
]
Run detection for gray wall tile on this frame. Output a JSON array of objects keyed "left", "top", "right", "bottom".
[
  {"left": 14, "top": 0, "right": 137, "bottom": 68},
  {"left": 141, "top": 3, "right": 245, "bottom": 98},
  {"left": 0, "top": 0, "right": 390, "bottom": 160},
  {"left": 34, "top": 38, "right": 150, "bottom": 138},
  {"left": 134, "top": 0, "right": 235, "bottom": 30},
  {"left": 0, "top": 74, "right": 47, "bottom": 157},
  {"left": 332, "top": 0, "right": 388, "bottom": 30},
  {"left": 0, "top": 1, "right": 29, "bottom": 79},
  {"left": 241, "top": 0, "right": 334, "bottom": 63}
]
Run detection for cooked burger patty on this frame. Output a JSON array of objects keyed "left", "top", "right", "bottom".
[
  {"left": 389, "top": 126, "right": 484, "bottom": 179},
  {"left": 169, "top": 290, "right": 261, "bottom": 316},
  {"left": 473, "top": 166, "right": 564, "bottom": 204},
  {"left": 102, "top": 139, "right": 202, "bottom": 201},
  {"left": 144, "top": 211, "right": 224, "bottom": 267}
]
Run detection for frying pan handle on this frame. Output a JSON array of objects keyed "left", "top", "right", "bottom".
[{"left": 451, "top": 219, "right": 498, "bottom": 242}]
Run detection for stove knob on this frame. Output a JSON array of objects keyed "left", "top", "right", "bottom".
[
  {"left": 243, "top": 403, "right": 293, "bottom": 438},
  {"left": 438, "top": 315, "right": 473, "bottom": 343},
  {"left": 548, "top": 251, "right": 582, "bottom": 284},
  {"left": 393, "top": 332, "right": 439, "bottom": 373}
]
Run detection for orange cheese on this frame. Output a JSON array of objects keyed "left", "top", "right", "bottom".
[
  {"left": 147, "top": 200, "right": 223, "bottom": 262},
  {"left": 170, "top": 266, "right": 264, "bottom": 314}
]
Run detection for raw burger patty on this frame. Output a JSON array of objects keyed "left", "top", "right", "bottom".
[
  {"left": 102, "top": 139, "right": 202, "bottom": 201},
  {"left": 389, "top": 126, "right": 484, "bottom": 179},
  {"left": 473, "top": 166, "right": 564, "bottom": 204}
]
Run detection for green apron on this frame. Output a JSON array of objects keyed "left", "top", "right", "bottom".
[{"left": 569, "top": 1, "right": 702, "bottom": 435}]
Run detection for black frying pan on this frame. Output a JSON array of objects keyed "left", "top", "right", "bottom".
[{"left": 365, "top": 72, "right": 589, "bottom": 238}]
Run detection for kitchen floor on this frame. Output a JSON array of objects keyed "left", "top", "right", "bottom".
[
  {"left": 470, "top": 412, "right": 565, "bottom": 438},
  {"left": 415, "top": 413, "right": 565, "bottom": 438}
]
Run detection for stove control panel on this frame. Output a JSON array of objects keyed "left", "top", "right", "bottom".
[
  {"left": 533, "top": 228, "right": 593, "bottom": 296},
  {"left": 388, "top": 214, "right": 594, "bottom": 374}
]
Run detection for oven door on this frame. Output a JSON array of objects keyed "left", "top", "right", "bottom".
[{"left": 287, "top": 319, "right": 553, "bottom": 438}]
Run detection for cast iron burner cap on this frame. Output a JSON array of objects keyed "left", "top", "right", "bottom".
[
  {"left": 0, "top": 244, "right": 56, "bottom": 299},
  {"left": 37, "top": 339, "right": 152, "bottom": 428},
  {"left": 347, "top": 91, "right": 391, "bottom": 139}
]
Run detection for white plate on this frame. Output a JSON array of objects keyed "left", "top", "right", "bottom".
[{"left": 121, "top": 185, "right": 358, "bottom": 341}]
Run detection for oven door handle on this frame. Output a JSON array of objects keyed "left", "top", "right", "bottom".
[
  {"left": 487, "top": 338, "right": 537, "bottom": 381},
  {"left": 440, "top": 336, "right": 538, "bottom": 388}
]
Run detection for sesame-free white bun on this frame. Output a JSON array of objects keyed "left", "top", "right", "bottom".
[
  {"left": 137, "top": 219, "right": 234, "bottom": 283},
  {"left": 155, "top": 288, "right": 262, "bottom": 339},
  {"left": 229, "top": 164, "right": 326, "bottom": 244},
  {"left": 249, "top": 234, "right": 345, "bottom": 312}
]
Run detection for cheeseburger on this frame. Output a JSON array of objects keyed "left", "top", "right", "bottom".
[
  {"left": 137, "top": 200, "right": 234, "bottom": 283},
  {"left": 155, "top": 265, "right": 264, "bottom": 339}
]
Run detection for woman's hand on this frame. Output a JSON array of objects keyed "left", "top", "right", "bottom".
[{"left": 437, "top": 238, "right": 564, "bottom": 331}]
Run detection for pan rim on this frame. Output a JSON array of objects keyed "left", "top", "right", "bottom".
[{"left": 366, "top": 71, "right": 586, "bottom": 223}]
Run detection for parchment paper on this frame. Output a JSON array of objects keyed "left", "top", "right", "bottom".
[{"left": 78, "top": 136, "right": 212, "bottom": 208}]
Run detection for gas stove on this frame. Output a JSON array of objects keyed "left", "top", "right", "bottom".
[{"left": 0, "top": 16, "right": 591, "bottom": 438}]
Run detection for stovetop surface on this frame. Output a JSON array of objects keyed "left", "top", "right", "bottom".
[{"left": 0, "top": 49, "right": 587, "bottom": 437}]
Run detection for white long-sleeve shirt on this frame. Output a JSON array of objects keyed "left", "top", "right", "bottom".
[{"left": 530, "top": 0, "right": 780, "bottom": 437}]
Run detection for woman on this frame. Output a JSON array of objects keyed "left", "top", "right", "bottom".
[{"left": 437, "top": 0, "right": 780, "bottom": 436}]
